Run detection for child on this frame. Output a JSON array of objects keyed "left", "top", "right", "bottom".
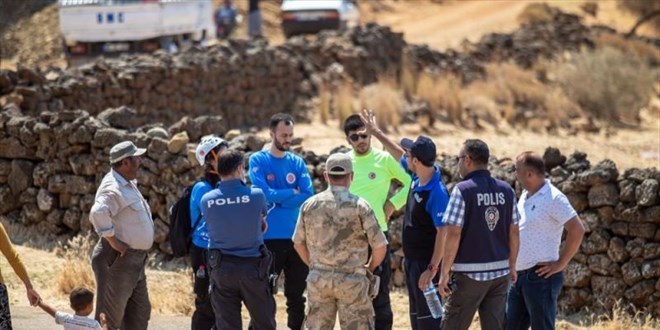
[{"left": 37, "top": 287, "right": 107, "bottom": 330}]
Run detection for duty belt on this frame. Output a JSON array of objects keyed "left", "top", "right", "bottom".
[{"left": 311, "top": 263, "right": 366, "bottom": 275}]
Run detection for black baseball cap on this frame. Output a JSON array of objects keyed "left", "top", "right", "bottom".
[{"left": 400, "top": 136, "right": 436, "bottom": 166}]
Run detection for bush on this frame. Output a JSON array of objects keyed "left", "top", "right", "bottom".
[{"left": 556, "top": 47, "right": 657, "bottom": 124}]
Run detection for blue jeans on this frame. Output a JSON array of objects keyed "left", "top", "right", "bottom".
[{"left": 506, "top": 267, "right": 563, "bottom": 330}]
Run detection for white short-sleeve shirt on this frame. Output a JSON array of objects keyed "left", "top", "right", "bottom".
[
  {"left": 55, "top": 311, "right": 102, "bottom": 330},
  {"left": 516, "top": 180, "right": 577, "bottom": 271}
]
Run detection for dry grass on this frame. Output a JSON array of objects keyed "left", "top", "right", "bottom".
[
  {"left": 555, "top": 47, "right": 657, "bottom": 124},
  {"left": 359, "top": 76, "right": 403, "bottom": 132},
  {"left": 415, "top": 71, "right": 463, "bottom": 124},
  {"left": 318, "top": 81, "right": 331, "bottom": 125},
  {"left": 400, "top": 49, "right": 418, "bottom": 100},
  {"left": 594, "top": 32, "right": 660, "bottom": 65},
  {"left": 54, "top": 234, "right": 96, "bottom": 295},
  {"left": 336, "top": 80, "right": 355, "bottom": 129}
]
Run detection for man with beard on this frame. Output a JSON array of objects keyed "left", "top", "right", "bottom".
[
  {"left": 342, "top": 112, "right": 411, "bottom": 330},
  {"left": 248, "top": 113, "right": 314, "bottom": 330}
]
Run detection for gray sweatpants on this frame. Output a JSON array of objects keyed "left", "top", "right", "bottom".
[{"left": 91, "top": 239, "right": 151, "bottom": 330}]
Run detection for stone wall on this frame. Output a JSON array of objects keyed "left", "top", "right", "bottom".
[
  {"left": 0, "top": 108, "right": 658, "bottom": 315},
  {"left": 0, "top": 23, "right": 404, "bottom": 128},
  {"left": 0, "top": 8, "right": 629, "bottom": 128}
]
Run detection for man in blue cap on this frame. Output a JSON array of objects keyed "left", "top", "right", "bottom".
[{"left": 359, "top": 110, "right": 449, "bottom": 330}]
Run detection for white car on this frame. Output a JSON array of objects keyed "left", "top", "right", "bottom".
[{"left": 281, "top": 0, "right": 360, "bottom": 38}]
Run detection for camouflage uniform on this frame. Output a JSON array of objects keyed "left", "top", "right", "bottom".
[{"left": 293, "top": 186, "right": 388, "bottom": 330}]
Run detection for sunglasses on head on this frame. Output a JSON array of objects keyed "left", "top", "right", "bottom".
[{"left": 349, "top": 133, "right": 369, "bottom": 142}]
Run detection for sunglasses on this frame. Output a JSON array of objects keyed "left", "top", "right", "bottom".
[
  {"left": 455, "top": 155, "right": 468, "bottom": 162},
  {"left": 349, "top": 133, "right": 369, "bottom": 142}
]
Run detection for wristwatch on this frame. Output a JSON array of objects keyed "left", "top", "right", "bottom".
[{"left": 427, "top": 264, "right": 439, "bottom": 273}]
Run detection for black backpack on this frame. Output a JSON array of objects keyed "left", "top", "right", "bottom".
[{"left": 169, "top": 179, "right": 206, "bottom": 257}]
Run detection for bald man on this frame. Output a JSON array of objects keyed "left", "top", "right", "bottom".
[{"left": 506, "top": 152, "right": 585, "bottom": 330}]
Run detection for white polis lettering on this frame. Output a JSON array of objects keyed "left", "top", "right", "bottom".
[
  {"left": 207, "top": 195, "right": 251, "bottom": 208},
  {"left": 477, "top": 192, "right": 506, "bottom": 206}
]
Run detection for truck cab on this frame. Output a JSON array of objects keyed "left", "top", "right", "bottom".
[{"left": 58, "top": 0, "right": 214, "bottom": 55}]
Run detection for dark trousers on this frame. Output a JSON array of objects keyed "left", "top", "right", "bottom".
[
  {"left": 190, "top": 245, "right": 215, "bottom": 330},
  {"left": 91, "top": 239, "right": 151, "bottom": 330},
  {"left": 210, "top": 257, "right": 276, "bottom": 330},
  {"left": 441, "top": 272, "right": 510, "bottom": 330},
  {"left": 370, "top": 233, "right": 393, "bottom": 330},
  {"left": 265, "top": 239, "right": 308, "bottom": 330},
  {"left": 404, "top": 258, "right": 441, "bottom": 330},
  {"left": 506, "top": 268, "right": 563, "bottom": 330},
  {"left": 0, "top": 283, "right": 12, "bottom": 330}
]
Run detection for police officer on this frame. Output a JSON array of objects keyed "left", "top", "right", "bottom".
[
  {"left": 201, "top": 150, "right": 276, "bottom": 330},
  {"left": 438, "top": 139, "right": 520, "bottom": 330},
  {"left": 293, "top": 153, "right": 388, "bottom": 329}
]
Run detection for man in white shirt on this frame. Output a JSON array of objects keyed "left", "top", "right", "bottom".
[
  {"left": 89, "top": 141, "right": 154, "bottom": 330},
  {"left": 506, "top": 152, "right": 585, "bottom": 330}
]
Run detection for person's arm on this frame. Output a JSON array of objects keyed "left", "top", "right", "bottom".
[
  {"left": 439, "top": 225, "right": 461, "bottom": 297},
  {"left": 292, "top": 202, "right": 310, "bottom": 265},
  {"left": 385, "top": 154, "right": 412, "bottom": 215},
  {"left": 368, "top": 245, "right": 387, "bottom": 272},
  {"left": 89, "top": 190, "right": 128, "bottom": 255},
  {"left": 509, "top": 223, "right": 520, "bottom": 283},
  {"left": 359, "top": 200, "right": 389, "bottom": 272},
  {"left": 293, "top": 243, "right": 310, "bottom": 266},
  {"left": 535, "top": 194, "right": 583, "bottom": 278},
  {"left": 280, "top": 160, "right": 314, "bottom": 208},
  {"left": 37, "top": 300, "right": 56, "bottom": 318},
  {"left": 536, "top": 214, "right": 585, "bottom": 278},
  {"left": 248, "top": 155, "right": 297, "bottom": 203},
  {"left": 0, "top": 223, "right": 40, "bottom": 306},
  {"left": 418, "top": 187, "right": 450, "bottom": 289},
  {"left": 359, "top": 109, "right": 405, "bottom": 161},
  {"left": 437, "top": 187, "right": 465, "bottom": 297}
]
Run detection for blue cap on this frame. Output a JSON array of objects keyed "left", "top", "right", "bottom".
[{"left": 400, "top": 136, "right": 436, "bottom": 166}]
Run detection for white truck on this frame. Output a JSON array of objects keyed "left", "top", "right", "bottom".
[{"left": 58, "top": 0, "right": 215, "bottom": 56}]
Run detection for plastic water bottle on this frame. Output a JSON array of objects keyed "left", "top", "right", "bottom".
[
  {"left": 423, "top": 283, "right": 443, "bottom": 319},
  {"left": 196, "top": 265, "right": 206, "bottom": 279}
]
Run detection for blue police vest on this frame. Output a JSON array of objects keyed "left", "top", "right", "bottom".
[
  {"left": 453, "top": 170, "right": 514, "bottom": 273},
  {"left": 201, "top": 179, "right": 267, "bottom": 258}
]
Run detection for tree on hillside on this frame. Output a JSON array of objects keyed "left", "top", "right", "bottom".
[{"left": 618, "top": 0, "right": 660, "bottom": 38}]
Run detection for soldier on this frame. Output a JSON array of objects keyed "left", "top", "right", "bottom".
[{"left": 293, "top": 153, "right": 388, "bottom": 329}]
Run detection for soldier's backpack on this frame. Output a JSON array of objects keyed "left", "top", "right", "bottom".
[{"left": 169, "top": 179, "right": 206, "bottom": 257}]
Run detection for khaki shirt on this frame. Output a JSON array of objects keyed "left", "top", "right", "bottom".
[
  {"left": 89, "top": 169, "right": 154, "bottom": 250},
  {"left": 293, "top": 186, "right": 387, "bottom": 270}
]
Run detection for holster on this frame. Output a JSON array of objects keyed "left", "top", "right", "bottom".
[
  {"left": 258, "top": 245, "right": 278, "bottom": 294},
  {"left": 366, "top": 269, "right": 380, "bottom": 300},
  {"left": 208, "top": 249, "right": 222, "bottom": 271}
]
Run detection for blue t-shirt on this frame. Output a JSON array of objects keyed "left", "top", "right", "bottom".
[
  {"left": 189, "top": 180, "right": 213, "bottom": 249},
  {"left": 248, "top": 150, "right": 314, "bottom": 239},
  {"left": 400, "top": 155, "right": 450, "bottom": 260},
  {"left": 200, "top": 179, "right": 267, "bottom": 257}
]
